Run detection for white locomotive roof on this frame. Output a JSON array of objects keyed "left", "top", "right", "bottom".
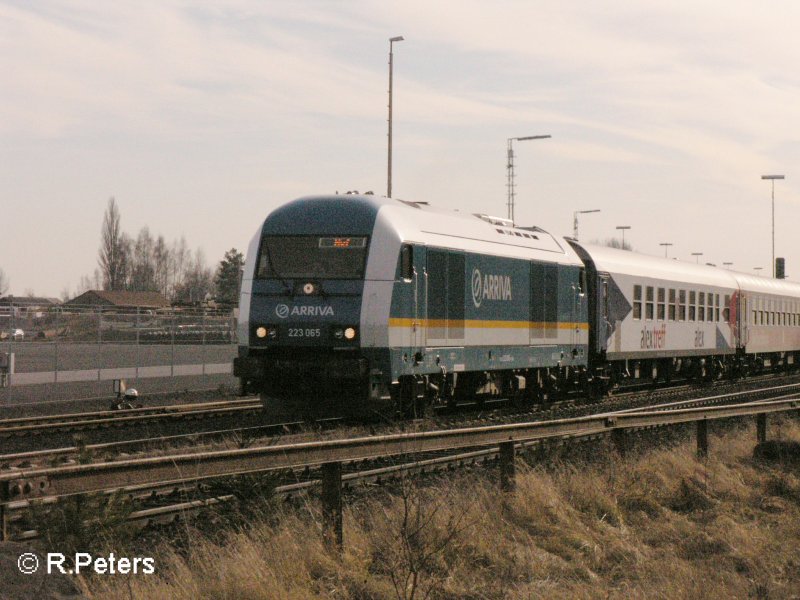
[
  {"left": 730, "top": 271, "right": 800, "bottom": 299},
  {"left": 576, "top": 242, "right": 739, "bottom": 289},
  {"left": 375, "top": 197, "right": 584, "bottom": 266}
]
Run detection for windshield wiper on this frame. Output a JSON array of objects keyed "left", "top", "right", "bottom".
[{"left": 264, "top": 243, "right": 293, "bottom": 296}]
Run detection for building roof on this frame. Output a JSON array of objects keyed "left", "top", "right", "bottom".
[
  {"left": 0, "top": 296, "right": 61, "bottom": 306},
  {"left": 65, "top": 290, "right": 171, "bottom": 308}
]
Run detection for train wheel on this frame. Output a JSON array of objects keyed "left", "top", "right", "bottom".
[{"left": 395, "top": 376, "right": 425, "bottom": 419}]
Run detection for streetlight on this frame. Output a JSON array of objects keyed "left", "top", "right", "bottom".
[
  {"left": 615, "top": 225, "right": 631, "bottom": 249},
  {"left": 507, "top": 135, "right": 551, "bottom": 223},
  {"left": 723, "top": 262, "right": 733, "bottom": 269},
  {"left": 754, "top": 267, "right": 764, "bottom": 274},
  {"left": 387, "top": 35, "right": 404, "bottom": 198},
  {"left": 659, "top": 242, "right": 673, "bottom": 258},
  {"left": 573, "top": 209, "right": 600, "bottom": 240},
  {"left": 691, "top": 252, "right": 703, "bottom": 264},
  {"left": 761, "top": 174, "right": 785, "bottom": 278}
]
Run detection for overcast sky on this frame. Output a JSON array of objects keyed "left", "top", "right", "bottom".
[{"left": 2, "top": 1, "right": 799, "bottom": 297}]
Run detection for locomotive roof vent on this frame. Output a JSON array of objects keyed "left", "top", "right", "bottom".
[
  {"left": 474, "top": 213, "right": 514, "bottom": 227},
  {"left": 398, "top": 199, "right": 430, "bottom": 209}
]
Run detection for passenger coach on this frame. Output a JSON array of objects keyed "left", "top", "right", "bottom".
[
  {"left": 569, "top": 241, "right": 740, "bottom": 387},
  {"left": 731, "top": 272, "right": 800, "bottom": 371}
]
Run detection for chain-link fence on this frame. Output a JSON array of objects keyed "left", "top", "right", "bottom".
[{"left": 0, "top": 304, "right": 238, "bottom": 404}]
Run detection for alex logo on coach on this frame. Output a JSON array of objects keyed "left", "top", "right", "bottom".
[
  {"left": 274, "top": 304, "right": 335, "bottom": 319},
  {"left": 471, "top": 268, "right": 512, "bottom": 308}
]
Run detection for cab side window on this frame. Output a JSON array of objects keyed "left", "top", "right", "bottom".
[{"left": 400, "top": 244, "right": 413, "bottom": 280}]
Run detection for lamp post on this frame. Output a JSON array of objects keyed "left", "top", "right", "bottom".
[
  {"left": 573, "top": 209, "right": 600, "bottom": 240},
  {"left": 761, "top": 174, "right": 785, "bottom": 278},
  {"left": 507, "top": 135, "right": 551, "bottom": 224},
  {"left": 691, "top": 252, "right": 703, "bottom": 264},
  {"left": 754, "top": 267, "right": 764, "bottom": 275},
  {"left": 387, "top": 35, "right": 404, "bottom": 198},
  {"left": 615, "top": 225, "right": 631, "bottom": 249},
  {"left": 723, "top": 262, "right": 733, "bottom": 269},
  {"left": 659, "top": 242, "right": 673, "bottom": 258}
]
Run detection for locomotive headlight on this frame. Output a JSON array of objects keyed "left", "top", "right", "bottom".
[
  {"left": 334, "top": 328, "right": 344, "bottom": 339},
  {"left": 344, "top": 327, "right": 357, "bottom": 340},
  {"left": 256, "top": 326, "right": 268, "bottom": 339}
]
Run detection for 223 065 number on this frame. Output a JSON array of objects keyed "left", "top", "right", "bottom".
[{"left": 288, "top": 328, "right": 321, "bottom": 338}]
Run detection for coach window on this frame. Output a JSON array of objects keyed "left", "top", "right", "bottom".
[
  {"left": 689, "top": 291, "right": 696, "bottom": 321},
  {"left": 657, "top": 287, "right": 666, "bottom": 320},
  {"left": 723, "top": 294, "right": 730, "bottom": 322},
  {"left": 633, "top": 285, "right": 642, "bottom": 320},
  {"left": 707, "top": 293, "right": 714, "bottom": 322},
  {"left": 668, "top": 289, "right": 676, "bottom": 321},
  {"left": 698, "top": 292, "right": 705, "bottom": 321},
  {"left": 715, "top": 294, "right": 720, "bottom": 322},
  {"left": 400, "top": 244, "right": 413, "bottom": 280},
  {"left": 678, "top": 290, "right": 686, "bottom": 321},
  {"left": 709, "top": 293, "right": 715, "bottom": 322},
  {"left": 646, "top": 286, "right": 654, "bottom": 320}
]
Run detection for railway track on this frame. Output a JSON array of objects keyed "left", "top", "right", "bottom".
[
  {"left": 0, "top": 397, "right": 266, "bottom": 454},
  {"left": 4, "top": 373, "right": 800, "bottom": 469},
  {"left": 3, "top": 377, "right": 800, "bottom": 541}
]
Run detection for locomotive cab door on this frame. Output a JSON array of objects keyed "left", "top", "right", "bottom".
[
  {"left": 596, "top": 273, "right": 611, "bottom": 356},
  {"left": 413, "top": 245, "right": 427, "bottom": 359},
  {"left": 572, "top": 268, "right": 587, "bottom": 352}
]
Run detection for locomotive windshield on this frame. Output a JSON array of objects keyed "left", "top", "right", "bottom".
[{"left": 256, "top": 236, "right": 369, "bottom": 279}]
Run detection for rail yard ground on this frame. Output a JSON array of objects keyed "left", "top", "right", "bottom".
[{"left": 69, "top": 418, "right": 800, "bottom": 599}]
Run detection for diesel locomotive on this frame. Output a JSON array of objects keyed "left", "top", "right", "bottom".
[{"left": 233, "top": 194, "right": 588, "bottom": 418}]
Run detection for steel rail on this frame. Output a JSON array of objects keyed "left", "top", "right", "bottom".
[
  {"left": 2, "top": 397, "right": 798, "bottom": 502},
  {"left": 0, "top": 416, "right": 343, "bottom": 468},
  {"left": 0, "top": 397, "right": 260, "bottom": 427},
  {"left": 604, "top": 381, "right": 800, "bottom": 415},
  {"left": 0, "top": 403, "right": 262, "bottom": 438}
]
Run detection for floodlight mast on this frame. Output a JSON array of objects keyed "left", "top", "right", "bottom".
[
  {"left": 761, "top": 174, "right": 785, "bottom": 277},
  {"left": 387, "top": 35, "right": 405, "bottom": 198},
  {"left": 506, "top": 134, "right": 551, "bottom": 224}
]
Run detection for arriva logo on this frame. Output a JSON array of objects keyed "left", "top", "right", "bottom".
[
  {"left": 471, "top": 268, "right": 512, "bottom": 308},
  {"left": 275, "top": 304, "right": 334, "bottom": 319}
]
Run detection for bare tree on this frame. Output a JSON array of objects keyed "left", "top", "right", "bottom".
[
  {"left": 0, "top": 268, "right": 8, "bottom": 296},
  {"left": 602, "top": 237, "right": 633, "bottom": 251},
  {"left": 129, "top": 226, "right": 157, "bottom": 292},
  {"left": 98, "top": 197, "right": 128, "bottom": 290},
  {"left": 376, "top": 475, "right": 476, "bottom": 600},
  {"left": 77, "top": 275, "right": 93, "bottom": 295},
  {"left": 173, "top": 249, "right": 213, "bottom": 304},
  {"left": 153, "top": 235, "right": 170, "bottom": 297},
  {"left": 169, "top": 237, "right": 191, "bottom": 300}
]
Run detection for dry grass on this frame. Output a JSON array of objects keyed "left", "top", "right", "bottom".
[{"left": 90, "top": 419, "right": 800, "bottom": 599}]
